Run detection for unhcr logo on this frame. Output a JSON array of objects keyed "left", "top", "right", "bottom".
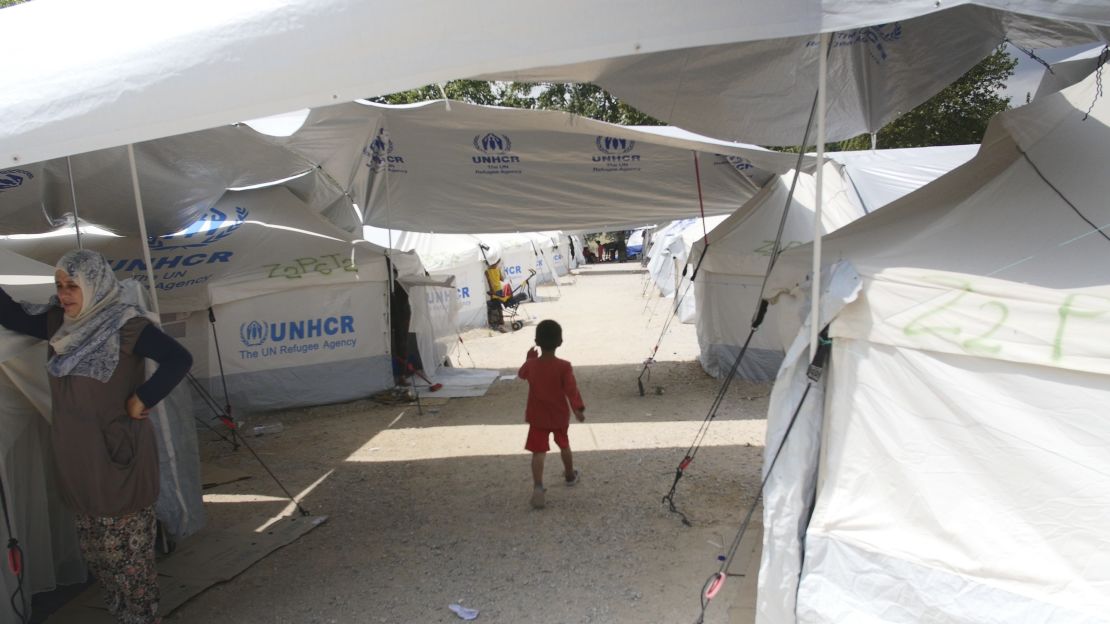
[
  {"left": 472, "top": 132, "right": 520, "bottom": 165},
  {"left": 364, "top": 128, "right": 406, "bottom": 172},
  {"left": 150, "top": 206, "right": 248, "bottom": 251},
  {"left": 593, "top": 136, "right": 641, "bottom": 164},
  {"left": 241, "top": 320, "right": 268, "bottom": 347},
  {"left": 810, "top": 23, "right": 903, "bottom": 64},
  {"left": 596, "top": 137, "right": 635, "bottom": 155},
  {"left": 474, "top": 132, "right": 511, "bottom": 154},
  {"left": 713, "top": 153, "right": 758, "bottom": 179},
  {"left": 725, "top": 156, "right": 754, "bottom": 171},
  {"left": 0, "top": 168, "right": 33, "bottom": 192}
]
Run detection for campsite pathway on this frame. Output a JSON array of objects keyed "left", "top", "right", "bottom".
[{"left": 175, "top": 265, "right": 769, "bottom": 623}]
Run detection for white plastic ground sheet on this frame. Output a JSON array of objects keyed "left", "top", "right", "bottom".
[{"left": 412, "top": 367, "right": 500, "bottom": 399}]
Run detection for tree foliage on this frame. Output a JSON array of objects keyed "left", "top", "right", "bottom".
[
  {"left": 832, "top": 46, "right": 1017, "bottom": 150},
  {"left": 520, "top": 82, "right": 663, "bottom": 126},
  {"left": 366, "top": 80, "right": 524, "bottom": 107},
  {"left": 0, "top": 0, "right": 28, "bottom": 7},
  {"left": 369, "top": 80, "right": 661, "bottom": 125}
]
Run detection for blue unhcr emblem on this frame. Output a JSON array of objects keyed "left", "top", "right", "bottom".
[
  {"left": 473, "top": 133, "right": 512, "bottom": 154},
  {"left": 149, "top": 206, "right": 248, "bottom": 251},
  {"left": 810, "top": 23, "right": 903, "bottom": 64},
  {"left": 0, "top": 168, "right": 34, "bottom": 192},
  {"left": 240, "top": 320, "right": 268, "bottom": 347},
  {"left": 725, "top": 156, "right": 754, "bottom": 171},
  {"left": 364, "top": 128, "right": 394, "bottom": 171},
  {"left": 596, "top": 137, "right": 635, "bottom": 154}
]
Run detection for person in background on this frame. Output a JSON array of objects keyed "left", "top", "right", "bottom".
[
  {"left": 517, "top": 319, "right": 585, "bottom": 509},
  {"left": 388, "top": 263, "right": 413, "bottom": 386},
  {"left": 0, "top": 250, "right": 192, "bottom": 624}
]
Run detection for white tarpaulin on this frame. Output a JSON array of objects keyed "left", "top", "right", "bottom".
[
  {"left": 264, "top": 100, "right": 799, "bottom": 233},
  {"left": 693, "top": 146, "right": 976, "bottom": 381},
  {"left": 0, "top": 100, "right": 800, "bottom": 238},
  {"left": 824, "top": 145, "right": 979, "bottom": 212},
  {"left": 3, "top": 1, "right": 1106, "bottom": 165},
  {"left": 2, "top": 186, "right": 400, "bottom": 412},
  {"left": 481, "top": 7, "right": 1103, "bottom": 145},
  {"left": 758, "top": 73, "right": 1110, "bottom": 623}
]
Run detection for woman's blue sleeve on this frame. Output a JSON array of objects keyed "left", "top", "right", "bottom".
[
  {"left": 0, "top": 287, "right": 49, "bottom": 340},
  {"left": 132, "top": 324, "right": 194, "bottom": 407}
]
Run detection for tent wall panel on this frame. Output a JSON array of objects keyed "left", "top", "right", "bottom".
[{"left": 192, "top": 281, "right": 391, "bottom": 412}]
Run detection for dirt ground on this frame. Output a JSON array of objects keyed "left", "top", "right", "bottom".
[{"left": 171, "top": 264, "right": 770, "bottom": 624}]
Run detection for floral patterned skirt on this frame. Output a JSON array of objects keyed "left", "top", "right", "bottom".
[{"left": 75, "top": 506, "right": 160, "bottom": 624}]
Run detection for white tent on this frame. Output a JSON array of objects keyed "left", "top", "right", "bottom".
[
  {"left": 644, "top": 220, "right": 694, "bottom": 297},
  {"left": 0, "top": 248, "right": 204, "bottom": 605},
  {"left": 3, "top": 1, "right": 1105, "bottom": 167},
  {"left": 376, "top": 230, "right": 560, "bottom": 332},
  {"left": 694, "top": 146, "right": 978, "bottom": 381},
  {"left": 758, "top": 73, "right": 1110, "bottom": 623},
  {"left": 398, "top": 273, "right": 461, "bottom": 377},
  {"left": 0, "top": 250, "right": 85, "bottom": 602},
  {"left": 642, "top": 216, "right": 728, "bottom": 320},
  {"left": 2, "top": 186, "right": 401, "bottom": 412}
]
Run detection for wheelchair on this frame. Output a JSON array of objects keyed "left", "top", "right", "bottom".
[{"left": 487, "top": 269, "right": 536, "bottom": 332}]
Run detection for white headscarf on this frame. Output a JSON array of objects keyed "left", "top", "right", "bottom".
[{"left": 47, "top": 250, "right": 147, "bottom": 382}]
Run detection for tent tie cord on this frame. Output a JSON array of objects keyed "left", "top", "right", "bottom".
[
  {"left": 0, "top": 476, "right": 28, "bottom": 624},
  {"left": 661, "top": 301, "right": 766, "bottom": 526},
  {"left": 636, "top": 244, "right": 710, "bottom": 396},
  {"left": 637, "top": 149, "right": 712, "bottom": 396},
  {"left": 693, "top": 328, "right": 830, "bottom": 624},
  {"left": 185, "top": 370, "right": 312, "bottom": 517},
  {"left": 185, "top": 373, "right": 240, "bottom": 450},
  {"left": 1006, "top": 39, "right": 1054, "bottom": 74},
  {"left": 666, "top": 79, "right": 818, "bottom": 519},
  {"left": 1016, "top": 148, "right": 1110, "bottom": 244},
  {"left": 1084, "top": 45, "right": 1110, "bottom": 122},
  {"left": 641, "top": 72, "right": 811, "bottom": 398},
  {"left": 207, "top": 307, "right": 235, "bottom": 427},
  {"left": 200, "top": 308, "right": 310, "bottom": 516}
]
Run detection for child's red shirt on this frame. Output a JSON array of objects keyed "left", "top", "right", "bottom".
[{"left": 518, "top": 352, "right": 585, "bottom": 429}]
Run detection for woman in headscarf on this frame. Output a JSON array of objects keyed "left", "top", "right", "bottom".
[{"left": 0, "top": 249, "right": 192, "bottom": 624}]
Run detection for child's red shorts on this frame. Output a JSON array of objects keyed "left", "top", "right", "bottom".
[{"left": 525, "top": 425, "right": 570, "bottom": 453}]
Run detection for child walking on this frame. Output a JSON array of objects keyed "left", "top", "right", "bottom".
[{"left": 518, "top": 320, "right": 585, "bottom": 509}]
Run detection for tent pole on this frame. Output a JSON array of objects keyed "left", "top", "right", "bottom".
[
  {"left": 811, "top": 32, "right": 829, "bottom": 358},
  {"left": 127, "top": 144, "right": 161, "bottom": 318},
  {"left": 65, "top": 156, "right": 83, "bottom": 249}
]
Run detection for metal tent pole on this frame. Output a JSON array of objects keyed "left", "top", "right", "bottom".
[
  {"left": 811, "top": 32, "right": 830, "bottom": 357},
  {"left": 127, "top": 144, "right": 161, "bottom": 317}
]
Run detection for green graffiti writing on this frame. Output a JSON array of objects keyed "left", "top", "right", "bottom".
[
  {"left": 1052, "top": 294, "right": 1110, "bottom": 361},
  {"left": 265, "top": 254, "right": 359, "bottom": 280}
]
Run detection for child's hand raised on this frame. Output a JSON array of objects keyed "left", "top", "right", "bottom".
[{"left": 526, "top": 347, "right": 539, "bottom": 360}]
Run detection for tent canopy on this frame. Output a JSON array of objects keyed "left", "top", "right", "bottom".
[
  {"left": 0, "top": 100, "right": 804, "bottom": 238},
  {"left": 255, "top": 100, "right": 804, "bottom": 233},
  {"left": 2, "top": 1, "right": 1106, "bottom": 166}
]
